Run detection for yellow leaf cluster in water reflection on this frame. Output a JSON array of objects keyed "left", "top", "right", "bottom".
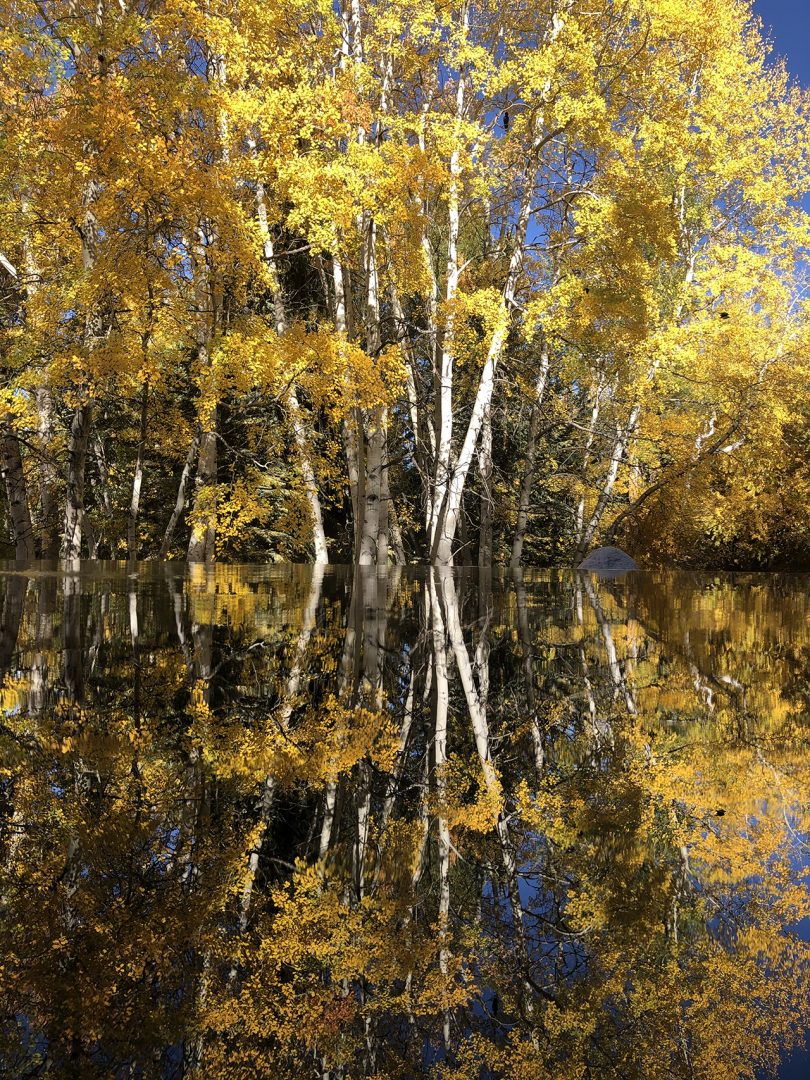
[{"left": 0, "top": 565, "right": 809, "bottom": 1078}]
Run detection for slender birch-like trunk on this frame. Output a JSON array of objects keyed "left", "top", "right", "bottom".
[
  {"left": 575, "top": 196, "right": 696, "bottom": 560},
  {"left": 358, "top": 217, "right": 385, "bottom": 565},
  {"left": 63, "top": 404, "right": 93, "bottom": 561},
  {"left": 478, "top": 405, "right": 493, "bottom": 567},
  {"left": 19, "top": 206, "right": 57, "bottom": 557},
  {"left": 431, "top": 168, "right": 536, "bottom": 564},
  {"left": 1, "top": 425, "right": 35, "bottom": 561},
  {"left": 127, "top": 382, "right": 149, "bottom": 562},
  {"left": 188, "top": 47, "right": 230, "bottom": 565},
  {"left": 428, "top": 3, "right": 467, "bottom": 554},
  {"left": 0, "top": 253, "right": 34, "bottom": 559},
  {"left": 575, "top": 411, "right": 637, "bottom": 563},
  {"left": 333, "top": 256, "right": 365, "bottom": 558},
  {"left": 253, "top": 161, "right": 329, "bottom": 562},
  {"left": 510, "top": 345, "right": 551, "bottom": 568},
  {"left": 63, "top": 39, "right": 109, "bottom": 562},
  {"left": 574, "top": 374, "right": 605, "bottom": 553},
  {"left": 430, "top": 7, "right": 570, "bottom": 565},
  {"left": 427, "top": 571, "right": 453, "bottom": 1050},
  {"left": 158, "top": 427, "right": 200, "bottom": 559}
]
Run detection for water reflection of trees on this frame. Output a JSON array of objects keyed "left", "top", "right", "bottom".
[{"left": 1, "top": 565, "right": 809, "bottom": 1078}]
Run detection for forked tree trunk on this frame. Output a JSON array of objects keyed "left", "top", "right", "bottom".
[
  {"left": 575, "top": 409, "right": 637, "bottom": 563},
  {"left": 158, "top": 427, "right": 200, "bottom": 559}
]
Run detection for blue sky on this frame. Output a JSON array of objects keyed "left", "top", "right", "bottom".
[
  {"left": 754, "top": 1, "right": 810, "bottom": 215},
  {"left": 754, "top": 0, "right": 810, "bottom": 86}
]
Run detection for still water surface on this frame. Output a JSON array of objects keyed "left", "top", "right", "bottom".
[{"left": 1, "top": 562, "right": 809, "bottom": 1078}]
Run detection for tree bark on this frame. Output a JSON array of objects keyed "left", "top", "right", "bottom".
[
  {"left": 254, "top": 164, "right": 329, "bottom": 563},
  {"left": 428, "top": 7, "right": 467, "bottom": 554},
  {"left": 510, "top": 346, "right": 550, "bottom": 568},
  {"left": 358, "top": 217, "right": 384, "bottom": 566},
  {"left": 159, "top": 427, "right": 200, "bottom": 559},
  {"left": 127, "top": 382, "right": 149, "bottom": 563},
  {"left": 1, "top": 424, "right": 35, "bottom": 561},
  {"left": 478, "top": 404, "right": 493, "bottom": 567},
  {"left": 575, "top": 410, "right": 637, "bottom": 563},
  {"left": 187, "top": 414, "right": 217, "bottom": 565},
  {"left": 187, "top": 221, "right": 217, "bottom": 565},
  {"left": 62, "top": 404, "right": 93, "bottom": 561}
]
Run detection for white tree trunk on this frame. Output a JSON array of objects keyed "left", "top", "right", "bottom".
[
  {"left": 1, "top": 424, "right": 35, "bottom": 561},
  {"left": 510, "top": 349, "right": 551, "bottom": 568}
]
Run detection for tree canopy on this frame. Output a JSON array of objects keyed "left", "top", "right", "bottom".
[{"left": 1, "top": 0, "right": 809, "bottom": 567}]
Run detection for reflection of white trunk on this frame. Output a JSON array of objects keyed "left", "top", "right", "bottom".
[
  {"left": 438, "top": 570, "right": 535, "bottom": 1027},
  {"left": 427, "top": 573, "right": 452, "bottom": 1050},
  {"left": 580, "top": 573, "right": 636, "bottom": 716},
  {"left": 238, "top": 565, "right": 325, "bottom": 932},
  {"left": 513, "top": 570, "right": 545, "bottom": 775}
]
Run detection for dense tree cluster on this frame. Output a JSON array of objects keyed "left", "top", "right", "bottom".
[{"left": 1, "top": 0, "right": 809, "bottom": 567}]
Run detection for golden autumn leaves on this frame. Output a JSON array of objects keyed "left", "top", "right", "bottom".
[{"left": 0, "top": 0, "right": 809, "bottom": 565}]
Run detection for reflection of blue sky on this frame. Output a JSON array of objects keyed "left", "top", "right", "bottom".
[{"left": 777, "top": 827, "right": 810, "bottom": 1079}]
